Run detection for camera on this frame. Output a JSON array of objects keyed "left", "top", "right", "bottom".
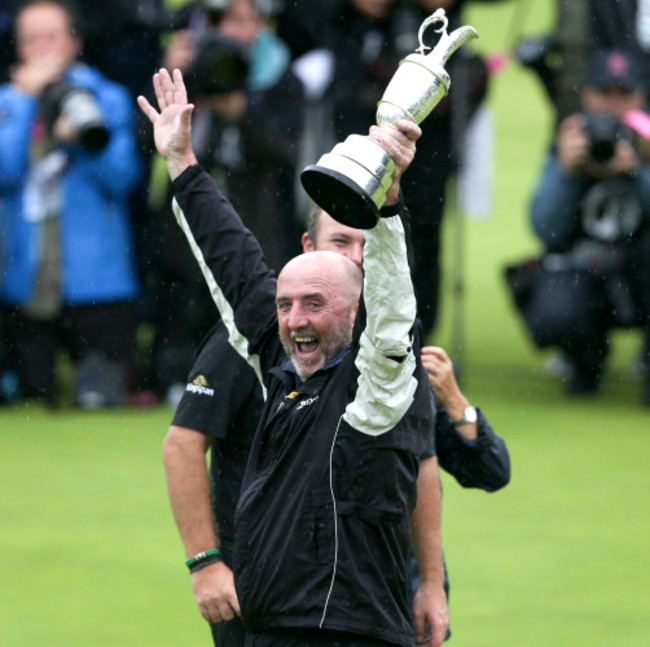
[
  {"left": 583, "top": 111, "right": 635, "bottom": 164},
  {"left": 40, "top": 81, "right": 110, "bottom": 152},
  {"left": 185, "top": 33, "right": 250, "bottom": 98}
]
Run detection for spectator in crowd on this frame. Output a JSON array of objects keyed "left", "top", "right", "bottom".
[
  {"left": 165, "top": 0, "right": 305, "bottom": 270},
  {"left": 513, "top": 2, "right": 650, "bottom": 382},
  {"left": 144, "top": 0, "right": 306, "bottom": 404},
  {"left": 140, "top": 66, "right": 446, "bottom": 647},
  {"left": 147, "top": 33, "right": 252, "bottom": 405},
  {"left": 516, "top": 49, "right": 650, "bottom": 403},
  {"left": 0, "top": 0, "right": 142, "bottom": 407},
  {"left": 214, "top": 0, "right": 306, "bottom": 269},
  {"left": 588, "top": 0, "right": 650, "bottom": 96},
  {"left": 515, "top": 1, "right": 650, "bottom": 128}
]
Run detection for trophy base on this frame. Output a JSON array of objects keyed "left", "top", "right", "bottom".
[{"left": 301, "top": 165, "right": 380, "bottom": 229}]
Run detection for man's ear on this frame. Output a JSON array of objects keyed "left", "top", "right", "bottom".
[
  {"left": 302, "top": 232, "right": 314, "bottom": 253},
  {"left": 349, "top": 298, "right": 360, "bottom": 330}
]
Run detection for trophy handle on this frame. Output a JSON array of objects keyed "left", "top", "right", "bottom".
[{"left": 416, "top": 8, "right": 479, "bottom": 64}]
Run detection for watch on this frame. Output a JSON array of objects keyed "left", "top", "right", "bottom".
[{"left": 451, "top": 405, "right": 477, "bottom": 426}]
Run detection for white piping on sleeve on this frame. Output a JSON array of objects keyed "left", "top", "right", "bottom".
[{"left": 172, "top": 197, "right": 266, "bottom": 397}]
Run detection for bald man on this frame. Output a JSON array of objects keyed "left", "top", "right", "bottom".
[
  {"left": 163, "top": 203, "right": 447, "bottom": 647},
  {"left": 140, "top": 68, "right": 437, "bottom": 647}
]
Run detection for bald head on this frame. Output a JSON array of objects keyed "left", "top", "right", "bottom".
[
  {"left": 276, "top": 252, "right": 362, "bottom": 381},
  {"left": 280, "top": 251, "right": 362, "bottom": 302}
]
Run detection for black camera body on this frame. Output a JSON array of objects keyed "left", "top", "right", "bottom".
[
  {"left": 185, "top": 34, "right": 249, "bottom": 99},
  {"left": 582, "top": 111, "right": 635, "bottom": 164},
  {"left": 40, "top": 81, "right": 110, "bottom": 152}
]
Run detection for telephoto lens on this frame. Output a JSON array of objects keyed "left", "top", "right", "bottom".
[{"left": 40, "top": 81, "right": 110, "bottom": 152}]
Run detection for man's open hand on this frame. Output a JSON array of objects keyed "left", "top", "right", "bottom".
[{"left": 137, "top": 68, "right": 197, "bottom": 179}]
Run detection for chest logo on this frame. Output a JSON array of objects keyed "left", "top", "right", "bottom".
[{"left": 296, "top": 396, "right": 319, "bottom": 410}]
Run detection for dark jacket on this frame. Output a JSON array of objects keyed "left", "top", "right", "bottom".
[{"left": 171, "top": 164, "right": 431, "bottom": 647}]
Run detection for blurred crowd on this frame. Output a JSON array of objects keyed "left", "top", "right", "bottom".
[{"left": 0, "top": 0, "right": 649, "bottom": 409}]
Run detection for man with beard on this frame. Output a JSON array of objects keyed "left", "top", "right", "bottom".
[
  {"left": 140, "top": 67, "right": 441, "bottom": 646},
  {"left": 163, "top": 201, "right": 450, "bottom": 647}
]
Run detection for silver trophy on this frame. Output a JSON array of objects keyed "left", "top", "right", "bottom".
[{"left": 300, "top": 9, "right": 478, "bottom": 229}]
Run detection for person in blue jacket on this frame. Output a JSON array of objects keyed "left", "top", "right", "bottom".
[{"left": 0, "top": 0, "right": 142, "bottom": 406}]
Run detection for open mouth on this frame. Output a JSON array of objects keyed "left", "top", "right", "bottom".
[{"left": 294, "top": 336, "right": 320, "bottom": 361}]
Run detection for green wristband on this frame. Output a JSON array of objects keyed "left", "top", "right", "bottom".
[{"left": 185, "top": 548, "right": 221, "bottom": 569}]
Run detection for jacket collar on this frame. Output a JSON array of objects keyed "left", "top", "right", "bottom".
[{"left": 269, "top": 345, "right": 352, "bottom": 394}]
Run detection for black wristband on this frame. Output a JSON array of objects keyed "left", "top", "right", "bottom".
[
  {"left": 379, "top": 191, "right": 404, "bottom": 219},
  {"left": 188, "top": 553, "right": 223, "bottom": 574}
]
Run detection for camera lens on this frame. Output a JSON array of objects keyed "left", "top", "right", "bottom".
[
  {"left": 59, "top": 88, "right": 110, "bottom": 151},
  {"left": 40, "top": 82, "right": 110, "bottom": 152}
]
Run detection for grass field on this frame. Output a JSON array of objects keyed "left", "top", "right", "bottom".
[{"left": 2, "top": 2, "right": 650, "bottom": 645}]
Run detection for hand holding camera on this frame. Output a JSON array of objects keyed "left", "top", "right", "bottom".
[
  {"left": 10, "top": 53, "right": 67, "bottom": 96},
  {"left": 557, "top": 111, "right": 640, "bottom": 180},
  {"left": 556, "top": 113, "right": 590, "bottom": 175}
]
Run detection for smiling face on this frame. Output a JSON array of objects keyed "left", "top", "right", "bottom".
[{"left": 276, "top": 252, "right": 362, "bottom": 381}]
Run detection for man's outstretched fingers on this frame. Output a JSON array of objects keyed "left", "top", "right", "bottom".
[
  {"left": 136, "top": 95, "right": 158, "bottom": 124},
  {"left": 172, "top": 68, "right": 188, "bottom": 105}
]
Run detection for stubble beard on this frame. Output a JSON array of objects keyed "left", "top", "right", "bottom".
[{"left": 282, "top": 319, "right": 353, "bottom": 382}]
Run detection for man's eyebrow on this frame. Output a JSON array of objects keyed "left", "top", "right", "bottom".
[{"left": 276, "top": 292, "right": 325, "bottom": 304}]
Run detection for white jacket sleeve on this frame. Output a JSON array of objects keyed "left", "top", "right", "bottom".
[{"left": 343, "top": 212, "right": 418, "bottom": 436}]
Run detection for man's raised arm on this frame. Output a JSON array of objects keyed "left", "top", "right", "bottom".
[{"left": 343, "top": 120, "right": 422, "bottom": 435}]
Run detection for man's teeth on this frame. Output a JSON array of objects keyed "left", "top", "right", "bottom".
[{"left": 295, "top": 337, "right": 315, "bottom": 343}]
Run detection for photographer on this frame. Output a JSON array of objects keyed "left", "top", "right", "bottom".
[
  {"left": 0, "top": 0, "right": 142, "bottom": 407},
  {"left": 147, "top": 33, "right": 253, "bottom": 405},
  {"left": 145, "top": 0, "right": 306, "bottom": 404},
  {"left": 521, "top": 49, "right": 650, "bottom": 403}
]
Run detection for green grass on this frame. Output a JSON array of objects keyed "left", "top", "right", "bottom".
[
  {"left": 0, "top": 405, "right": 212, "bottom": 646},
  {"left": 2, "top": 2, "right": 650, "bottom": 645}
]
